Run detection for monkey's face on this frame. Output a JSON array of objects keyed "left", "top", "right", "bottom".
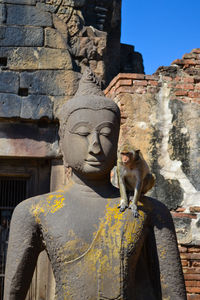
[
  {"left": 120, "top": 152, "right": 133, "bottom": 166},
  {"left": 120, "top": 148, "right": 139, "bottom": 167},
  {"left": 61, "top": 108, "right": 120, "bottom": 180}
]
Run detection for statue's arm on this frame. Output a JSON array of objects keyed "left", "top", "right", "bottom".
[
  {"left": 152, "top": 201, "right": 187, "bottom": 299},
  {"left": 4, "top": 199, "right": 44, "bottom": 300}
]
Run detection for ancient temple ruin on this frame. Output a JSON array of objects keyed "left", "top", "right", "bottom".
[{"left": 0, "top": 0, "right": 199, "bottom": 299}]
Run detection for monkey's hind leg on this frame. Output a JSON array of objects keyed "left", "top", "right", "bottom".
[
  {"left": 118, "top": 198, "right": 129, "bottom": 212},
  {"left": 129, "top": 192, "right": 139, "bottom": 218},
  {"left": 142, "top": 173, "right": 155, "bottom": 194}
]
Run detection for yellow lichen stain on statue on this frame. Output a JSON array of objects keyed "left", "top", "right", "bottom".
[
  {"left": 30, "top": 181, "right": 74, "bottom": 223},
  {"left": 158, "top": 244, "right": 167, "bottom": 259},
  {"left": 60, "top": 200, "right": 146, "bottom": 299}
]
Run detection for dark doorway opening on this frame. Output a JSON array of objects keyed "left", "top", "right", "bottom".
[
  {"left": 0, "top": 176, "right": 29, "bottom": 299},
  {"left": 0, "top": 159, "right": 51, "bottom": 300}
]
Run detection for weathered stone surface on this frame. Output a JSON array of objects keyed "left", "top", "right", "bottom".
[
  {"left": 50, "top": 95, "right": 71, "bottom": 119},
  {"left": 0, "top": 0, "right": 36, "bottom": 4},
  {"left": 20, "top": 70, "right": 80, "bottom": 96},
  {"left": 169, "top": 100, "right": 200, "bottom": 191},
  {"left": 36, "top": 2, "right": 57, "bottom": 13},
  {"left": 21, "top": 95, "right": 53, "bottom": 119},
  {"left": 7, "top": 4, "right": 52, "bottom": 26},
  {"left": 0, "top": 93, "right": 21, "bottom": 117},
  {"left": 173, "top": 217, "right": 192, "bottom": 244},
  {"left": 0, "top": 122, "right": 59, "bottom": 158},
  {"left": 0, "top": 93, "right": 53, "bottom": 119},
  {"left": 0, "top": 3, "right": 6, "bottom": 24},
  {"left": 0, "top": 26, "right": 43, "bottom": 46},
  {"left": 44, "top": 28, "right": 67, "bottom": 49},
  {"left": 0, "top": 47, "right": 72, "bottom": 70},
  {"left": 0, "top": 71, "right": 19, "bottom": 93},
  {"left": 152, "top": 175, "right": 184, "bottom": 210}
]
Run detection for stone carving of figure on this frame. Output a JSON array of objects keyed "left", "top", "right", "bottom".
[
  {"left": 38, "top": 0, "right": 121, "bottom": 83},
  {"left": 4, "top": 70, "right": 186, "bottom": 300}
]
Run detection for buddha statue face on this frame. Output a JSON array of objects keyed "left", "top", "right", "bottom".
[{"left": 61, "top": 107, "right": 120, "bottom": 180}]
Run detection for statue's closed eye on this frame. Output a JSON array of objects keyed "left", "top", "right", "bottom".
[
  {"left": 71, "top": 126, "right": 90, "bottom": 136},
  {"left": 99, "top": 127, "right": 112, "bottom": 137}
]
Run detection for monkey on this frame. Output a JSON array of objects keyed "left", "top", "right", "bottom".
[{"left": 117, "top": 143, "right": 155, "bottom": 217}]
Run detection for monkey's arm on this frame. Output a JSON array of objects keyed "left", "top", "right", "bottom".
[
  {"left": 4, "top": 199, "right": 44, "bottom": 300},
  {"left": 117, "top": 162, "right": 129, "bottom": 212}
]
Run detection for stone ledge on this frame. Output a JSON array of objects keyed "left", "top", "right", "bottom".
[
  {"left": 0, "top": 0, "right": 36, "bottom": 4},
  {"left": 7, "top": 4, "right": 52, "bottom": 27},
  {"left": 0, "top": 71, "right": 19, "bottom": 93},
  {"left": 0, "top": 93, "right": 53, "bottom": 120},
  {"left": 0, "top": 47, "right": 72, "bottom": 70},
  {"left": 0, "top": 122, "right": 59, "bottom": 158},
  {"left": 0, "top": 25, "right": 44, "bottom": 47},
  {"left": 20, "top": 70, "right": 80, "bottom": 96}
]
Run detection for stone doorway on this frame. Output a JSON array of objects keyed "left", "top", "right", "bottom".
[{"left": 0, "top": 159, "right": 51, "bottom": 300}]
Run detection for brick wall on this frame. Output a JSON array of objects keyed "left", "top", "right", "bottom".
[
  {"left": 179, "top": 245, "right": 200, "bottom": 299},
  {"left": 105, "top": 48, "right": 200, "bottom": 300}
]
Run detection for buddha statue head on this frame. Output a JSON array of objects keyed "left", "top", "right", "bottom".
[{"left": 59, "top": 69, "right": 120, "bottom": 181}]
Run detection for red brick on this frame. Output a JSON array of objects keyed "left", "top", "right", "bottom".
[
  {"left": 179, "top": 246, "right": 188, "bottom": 253},
  {"left": 162, "top": 76, "right": 172, "bottom": 81},
  {"left": 175, "top": 76, "right": 182, "bottom": 82},
  {"left": 187, "top": 295, "right": 200, "bottom": 300},
  {"left": 190, "top": 207, "right": 200, "bottom": 213},
  {"left": 130, "top": 74, "right": 145, "bottom": 80},
  {"left": 184, "top": 268, "right": 200, "bottom": 274},
  {"left": 188, "top": 248, "right": 200, "bottom": 253},
  {"left": 186, "top": 287, "right": 200, "bottom": 293},
  {"left": 188, "top": 91, "right": 200, "bottom": 98},
  {"left": 183, "top": 53, "right": 198, "bottom": 59},
  {"left": 149, "top": 80, "right": 159, "bottom": 86},
  {"left": 181, "top": 253, "right": 200, "bottom": 260},
  {"left": 183, "top": 59, "right": 196, "bottom": 65},
  {"left": 115, "top": 79, "right": 132, "bottom": 89},
  {"left": 171, "top": 212, "right": 197, "bottom": 219},
  {"left": 133, "top": 80, "right": 148, "bottom": 86},
  {"left": 184, "top": 274, "right": 200, "bottom": 281},
  {"left": 107, "top": 86, "right": 116, "bottom": 98},
  {"left": 192, "top": 262, "right": 200, "bottom": 268},
  {"left": 181, "top": 260, "right": 189, "bottom": 267},
  {"left": 184, "top": 77, "right": 195, "bottom": 83},
  {"left": 191, "top": 48, "right": 200, "bottom": 54},
  {"left": 176, "top": 207, "right": 186, "bottom": 212},
  {"left": 186, "top": 281, "right": 200, "bottom": 287},
  {"left": 145, "top": 75, "right": 159, "bottom": 80},
  {"left": 115, "top": 86, "right": 134, "bottom": 95},
  {"left": 172, "top": 59, "right": 185, "bottom": 65},
  {"left": 175, "top": 90, "right": 188, "bottom": 96},
  {"left": 176, "top": 83, "right": 194, "bottom": 90}
]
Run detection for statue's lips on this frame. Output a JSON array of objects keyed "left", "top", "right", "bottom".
[{"left": 85, "top": 159, "right": 104, "bottom": 166}]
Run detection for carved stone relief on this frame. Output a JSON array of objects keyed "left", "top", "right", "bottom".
[{"left": 37, "top": 0, "right": 121, "bottom": 83}]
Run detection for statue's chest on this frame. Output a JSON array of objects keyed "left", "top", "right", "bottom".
[
  {"left": 41, "top": 196, "right": 120, "bottom": 260},
  {"left": 42, "top": 198, "right": 147, "bottom": 267}
]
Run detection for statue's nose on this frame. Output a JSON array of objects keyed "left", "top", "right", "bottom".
[{"left": 88, "top": 132, "right": 101, "bottom": 155}]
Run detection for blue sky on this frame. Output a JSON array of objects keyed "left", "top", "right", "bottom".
[{"left": 121, "top": 0, "right": 200, "bottom": 75}]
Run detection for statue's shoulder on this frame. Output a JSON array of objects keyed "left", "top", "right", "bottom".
[
  {"left": 13, "top": 182, "right": 74, "bottom": 223},
  {"left": 143, "top": 196, "right": 174, "bottom": 227}
]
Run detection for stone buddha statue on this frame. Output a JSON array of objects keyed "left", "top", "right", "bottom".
[{"left": 4, "top": 70, "right": 186, "bottom": 300}]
